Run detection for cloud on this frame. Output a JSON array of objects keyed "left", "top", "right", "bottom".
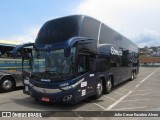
[
  {"left": 8, "top": 0, "right": 160, "bottom": 47},
  {"left": 134, "top": 29, "right": 160, "bottom": 47},
  {"left": 75, "top": 0, "right": 160, "bottom": 47},
  {"left": 9, "top": 26, "right": 40, "bottom": 43}
]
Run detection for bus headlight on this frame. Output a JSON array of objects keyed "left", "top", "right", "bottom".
[
  {"left": 60, "top": 78, "right": 84, "bottom": 91},
  {"left": 60, "top": 85, "right": 73, "bottom": 91}
]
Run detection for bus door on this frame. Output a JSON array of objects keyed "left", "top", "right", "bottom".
[{"left": 77, "top": 53, "right": 94, "bottom": 97}]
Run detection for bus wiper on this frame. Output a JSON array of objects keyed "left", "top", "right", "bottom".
[{"left": 46, "top": 70, "right": 64, "bottom": 81}]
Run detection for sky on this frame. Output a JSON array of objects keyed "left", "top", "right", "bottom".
[{"left": 0, "top": 0, "right": 160, "bottom": 47}]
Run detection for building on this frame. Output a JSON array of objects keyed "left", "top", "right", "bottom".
[{"left": 140, "top": 57, "right": 160, "bottom": 66}]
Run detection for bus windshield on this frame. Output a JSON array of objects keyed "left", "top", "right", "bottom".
[{"left": 32, "top": 47, "right": 76, "bottom": 81}]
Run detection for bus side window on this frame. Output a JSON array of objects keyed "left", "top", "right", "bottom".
[
  {"left": 78, "top": 55, "right": 89, "bottom": 74},
  {"left": 1, "top": 52, "right": 8, "bottom": 58}
]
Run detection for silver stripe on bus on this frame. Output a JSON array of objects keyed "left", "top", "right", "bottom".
[
  {"left": 97, "top": 22, "right": 102, "bottom": 47},
  {"left": 32, "top": 86, "right": 61, "bottom": 94}
]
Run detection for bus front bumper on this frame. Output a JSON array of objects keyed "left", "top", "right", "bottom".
[{"left": 27, "top": 85, "right": 78, "bottom": 104}]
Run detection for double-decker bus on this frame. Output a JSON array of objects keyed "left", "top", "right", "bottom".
[{"left": 13, "top": 15, "right": 139, "bottom": 104}]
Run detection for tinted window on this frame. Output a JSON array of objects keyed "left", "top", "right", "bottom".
[
  {"left": 36, "top": 16, "right": 81, "bottom": 44},
  {"left": 121, "top": 50, "right": 129, "bottom": 67},
  {"left": 78, "top": 54, "right": 89, "bottom": 74},
  {"left": 0, "top": 46, "right": 16, "bottom": 58},
  {"left": 99, "top": 24, "right": 114, "bottom": 45},
  {"left": 80, "top": 17, "right": 100, "bottom": 40}
]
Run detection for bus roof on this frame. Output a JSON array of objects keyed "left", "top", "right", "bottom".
[
  {"left": 0, "top": 40, "right": 22, "bottom": 47},
  {"left": 35, "top": 15, "right": 138, "bottom": 53}
]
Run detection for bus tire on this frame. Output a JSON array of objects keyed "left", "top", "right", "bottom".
[
  {"left": 103, "top": 77, "right": 112, "bottom": 94},
  {"left": 130, "top": 71, "right": 135, "bottom": 81},
  {"left": 134, "top": 71, "right": 137, "bottom": 78},
  {"left": 94, "top": 79, "right": 103, "bottom": 99},
  {"left": 0, "top": 77, "right": 15, "bottom": 92}
]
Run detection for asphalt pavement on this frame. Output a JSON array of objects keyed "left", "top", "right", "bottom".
[{"left": 0, "top": 67, "right": 160, "bottom": 120}]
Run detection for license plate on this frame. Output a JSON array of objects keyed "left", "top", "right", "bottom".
[{"left": 42, "top": 97, "right": 50, "bottom": 102}]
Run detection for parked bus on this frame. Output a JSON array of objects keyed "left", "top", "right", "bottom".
[
  {"left": 13, "top": 15, "right": 139, "bottom": 104},
  {"left": 0, "top": 40, "right": 25, "bottom": 92}
]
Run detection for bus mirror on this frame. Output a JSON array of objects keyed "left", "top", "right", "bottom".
[{"left": 64, "top": 48, "right": 71, "bottom": 57}]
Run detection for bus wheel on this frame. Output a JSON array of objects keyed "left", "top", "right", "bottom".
[
  {"left": 134, "top": 72, "right": 137, "bottom": 78},
  {"left": 131, "top": 71, "right": 134, "bottom": 80},
  {"left": 94, "top": 79, "right": 103, "bottom": 99},
  {"left": 0, "top": 77, "right": 15, "bottom": 92},
  {"left": 104, "top": 77, "right": 112, "bottom": 94}
]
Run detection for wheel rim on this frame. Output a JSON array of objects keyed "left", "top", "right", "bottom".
[
  {"left": 131, "top": 72, "right": 134, "bottom": 80},
  {"left": 2, "top": 80, "right": 12, "bottom": 90},
  {"left": 106, "top": 80, "right": 112, "bottom": 91},
  {"left": 97, "top": 82, "right": 103, "bottom": 95},
  {"left": 133, "top": 72, "right": 136, "bottom": 78}
]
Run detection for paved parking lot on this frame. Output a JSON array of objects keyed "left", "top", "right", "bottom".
[{"left": 0, "top": 67, "right": 160, "bottom": 120}]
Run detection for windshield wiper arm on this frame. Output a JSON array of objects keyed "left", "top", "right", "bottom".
[{"left": 46, "top": 70, "right": 64, "bottom": 81}]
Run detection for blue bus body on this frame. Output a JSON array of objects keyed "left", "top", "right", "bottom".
[{"left": 13, "top": 15, "right": 139, "bottom": 104}]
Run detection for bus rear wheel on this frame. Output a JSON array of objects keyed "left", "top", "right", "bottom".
[
  {"left": 103, "top": 77, "right": 112, "bottom": 94},
  {"left": 130, "top": 71, "right": 135, "bottom": 80},
  {"left": 0, "top": 77, "right": 15, "bottom": 92}
]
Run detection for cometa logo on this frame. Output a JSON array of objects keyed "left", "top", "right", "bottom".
[
  {"left": 41, "top": 79, "right": 51, "bottom": 82},
  {"left": 111, "top": 47, "right": 122, "bottom": 56}
]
